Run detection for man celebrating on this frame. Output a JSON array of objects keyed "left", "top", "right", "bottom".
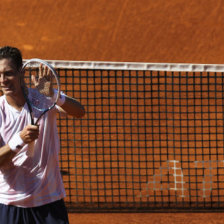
[{"left": 0, "top": 46, "right": 85, "bottom": 223}]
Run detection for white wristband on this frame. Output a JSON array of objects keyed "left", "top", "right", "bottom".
[
  {"left": 8, "top": 132, "right": 25, "bottom": 152},
  {"left": 54, "top": 89, "right": 66, "bottom": 106}
]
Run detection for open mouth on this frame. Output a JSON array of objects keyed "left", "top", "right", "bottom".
[{"left": 1, "top": 86, "right": 13, "bottom": 92}]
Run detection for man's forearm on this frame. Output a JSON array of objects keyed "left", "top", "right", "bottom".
[{"left": 59, "top": 95, "right": 85, "bottom": 118}]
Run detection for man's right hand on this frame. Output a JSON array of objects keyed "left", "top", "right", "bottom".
[{"left": 20, "top": 125, "right": 39, "bottom": 144}]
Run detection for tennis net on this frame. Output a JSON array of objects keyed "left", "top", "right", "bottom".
[{"left": 28, "top": 60, "right": 224, "bottom": 212}]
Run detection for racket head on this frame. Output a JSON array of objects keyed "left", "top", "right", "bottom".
[{"left": 21, "top": 59, "right": 61, "bottom": 114}]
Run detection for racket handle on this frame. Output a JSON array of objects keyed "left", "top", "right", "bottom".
[{"left": 26, "top": 141, "right": 35, "bottom": 157}]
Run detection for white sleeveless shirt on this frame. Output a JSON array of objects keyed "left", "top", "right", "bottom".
[{"left": 0, "top": 94, "right": 66, "bottom": 207}]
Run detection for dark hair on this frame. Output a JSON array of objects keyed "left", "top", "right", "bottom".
[{"left": 0, "top": 46, "right": 23, "bottom": 70}]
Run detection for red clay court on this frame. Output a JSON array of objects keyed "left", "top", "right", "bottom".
[{"left": 1, "top": 0, "right": 224, "bottom": 223}]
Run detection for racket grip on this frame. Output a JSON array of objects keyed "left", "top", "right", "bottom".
[{"left": 26, "top": 141, "right": 35, "bottom": 157}]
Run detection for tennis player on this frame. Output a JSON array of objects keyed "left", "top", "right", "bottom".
[{"left": 0, "top": 46, "right": 85, "bottom": 223}]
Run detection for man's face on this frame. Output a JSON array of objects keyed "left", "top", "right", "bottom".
[{"left": 0, "top": 58, "right": 22, "bottom": 97}]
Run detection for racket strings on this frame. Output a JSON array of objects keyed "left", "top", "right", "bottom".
[
  {"left": 23, "top": 64, "right": 59, "bottom": 112},
  {"left": 28, "top": 88, "right": 55, "bottom": 111},
  {"left": 32, "top": 74, "right": 54, "bottom": 97}
]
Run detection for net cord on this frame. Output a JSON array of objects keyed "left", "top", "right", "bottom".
[{"left": 24, "top": 60, "right": 224, "bottom": 72}]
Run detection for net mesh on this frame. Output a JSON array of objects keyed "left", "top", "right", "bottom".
[{"left": 26, "top": 61, "right": 224, "bottom": 212}]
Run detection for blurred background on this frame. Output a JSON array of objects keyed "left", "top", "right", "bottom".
[{"left": 1, "top": 0, "right": 224, "bottom": 63}]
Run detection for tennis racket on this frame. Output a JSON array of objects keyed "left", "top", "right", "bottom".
[{"left": 21, "top": 58, "right": 61, "bottom": 156}]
